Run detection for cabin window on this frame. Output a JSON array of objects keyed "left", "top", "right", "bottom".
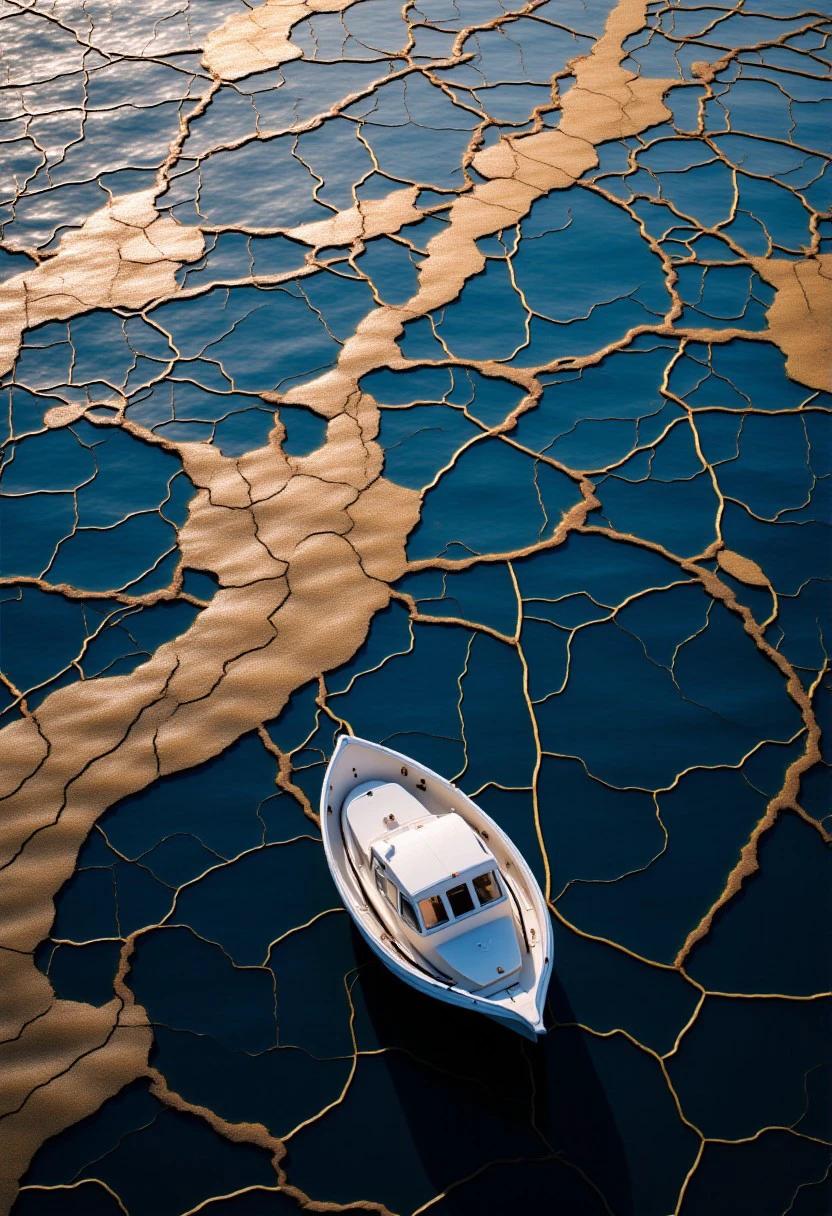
[
  {"left": 418, "top": 893, "right": 449, "bottom": 929},
  {"left": 374, "top": 867, "right": 395, "bottom": 906},
  {"left": 400, "top": 895, "right": 419, "bottom": 931},
  {"left": 446, "top": 882, "right": 475, "bottom": 917},
  {"left": 473, "top": 870, "right": 501, "bottom": 906}
]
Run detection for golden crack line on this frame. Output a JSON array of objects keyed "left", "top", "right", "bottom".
[
  {"left": 17, "top": 1180, "right": 130, "bottom": 1215},
  {"left": 509, "top": 561, "right": 551, "bottom": 901}
]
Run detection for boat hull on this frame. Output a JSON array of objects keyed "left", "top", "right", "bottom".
[{"left": 320, "top": 734, "right": 553, "bottom": 1040}]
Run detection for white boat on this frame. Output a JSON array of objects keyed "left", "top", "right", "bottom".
[{"left": 320, "top": 734, "right": 553, "bottom": 1040}]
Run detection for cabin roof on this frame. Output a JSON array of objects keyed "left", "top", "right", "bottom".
[
  {"left": 375, "top": 812, "right": 491, "bottom": 898},
  {"left": 345, "top": 781, "right": 428, "bottom": 857}
]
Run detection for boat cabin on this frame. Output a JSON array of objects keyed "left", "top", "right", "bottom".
[{"left": 344, "top": 781, "right": 523, "bottom": 991}]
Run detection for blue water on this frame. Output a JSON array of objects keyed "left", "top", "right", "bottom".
[{"left": 2, "top": 0, "right": 830, "bottom": 1214}]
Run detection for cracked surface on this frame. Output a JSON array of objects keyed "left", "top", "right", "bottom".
[{"left": 0, "top": 0, "right": 830, "bottom": 1213}]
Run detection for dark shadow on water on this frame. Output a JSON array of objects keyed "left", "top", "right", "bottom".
[{"left": 347, "top": 925, "right": 633, "bottom": 1215}]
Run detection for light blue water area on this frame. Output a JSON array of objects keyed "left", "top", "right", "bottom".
[
  {"left": 714, "top": 132, "right": 829, "bottom": 204},
  {"left": 671, "top": 339, "right": 811, "bottom": 411},
  {"left": 414, "top": 257, "right": 529, "bottom": 362},
  {"left": 194, "top": 135, "right": 329, "bottom": 230},
  {"left": 49, "top": 99, "right": 184, "bottom": 188},
  {"left": 297, "top": 119, "right": 378, "bottom": 212},
  {"left": 293, "top": 1, "right": 407, "bottom": 60},
  {"left": 726, "top": 173, "right": 815, "bottom": 255},
  {"left": 639, "top": 143, "right": 739, "bottom": 229},
  {"left": 0, "top": 246, "right": 36, "bottom": 284},
  {"left": 253, "top": 59, "right": 396, "bottom": 133},
  {"left": 179, "top": 232, "right": 308, "bottom": 292},
  {"left": 468, "top": 81, "right": 554, "bottom": 124},
  {"left": 716, "top": 77, "right": 795, "bottom": 141},
  {"left": 676, "top": 264, "right": 774, "bottom": 328},
  {"left": 346, "top": 75, "right": 478, "bottom": 190},
  {"left": 11, "top": 323, "right": 75, "bottom": 393},
  {"left": 792, "top": 96, "right": 832, "bottom": 150},
  {"left": 451, "top": 11, "right": 598, "bottom": 85},
  {"left": 352, "top": 233, "right": 421, "bottom": 305},
  {"left": 2, "top": 178, "right": 111, "bottom": 250},
  {"left": 211, "top": 404, "right": 278, "bottom": 456},
  {"left": 151, "top": 274, "right": 374, "bottom": 393},
  {"left": 511, "top": 189, "right": 668, "bottom": 359},
  {"left": 366, "top": 364, "right": 525, "bottom": 427},
  {"left": 377, "top": 402, "right": 480, "bottom": 487},
  {"left": 520, "top": 338, "right": 679, "bottom": 465}
]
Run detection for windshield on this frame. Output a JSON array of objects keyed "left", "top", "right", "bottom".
[
  {"left": 446, "top": 882, "right": 475, "bottom": 917},
  {"left": 408, "top": 871, "right": 505, "bottom": 933},
  {"left": 473, "top": 870, "right": 501, "bottom": 906},
  {"left": 418, "top": 893, "right": 449, "bottom": 929},
  {"left": 400, "top": 894, "right": 419, "bottom": 931}
]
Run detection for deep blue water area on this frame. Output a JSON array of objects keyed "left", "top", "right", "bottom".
[{"left": 3, "top": 1, "right": 830, "bottom": 1214}]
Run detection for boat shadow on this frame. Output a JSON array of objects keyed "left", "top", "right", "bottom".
[{"left": 348, "top": 925, "right": 633, "bottom": 1215}]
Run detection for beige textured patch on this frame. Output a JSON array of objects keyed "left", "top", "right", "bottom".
[
  {"left": 287, "top": 188, "right": 423, "bottom": 249},
  {"left": 0, "top": 190, "right": 203, "bottom": 380},
  {"left": 202, "top": 0, "right": 361, "bottom": 81},
  {"left": 0, "top": 988, "right": 152, "bottom": 1208},
  {"left": 753, "top": 255, "right": 832, "bottom": 392},
  {"left": 717, "top": 549, "right": 771, "bottom": 587}
]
